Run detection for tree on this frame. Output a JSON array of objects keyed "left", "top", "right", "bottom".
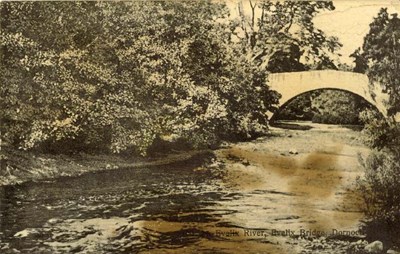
[
  {"left": 232, "top": 0, "right": 342, "bottom": 72},
  {"left": 1, "top": 1, "right": 280, "bottom": 155},
  {"left": 350, "top": 48, "right": 368, "bottom": 73},
  {"left": 353, "top": 8, "right": 400, "bottom": 246},
  {"left": 351, "top": 8, "right": 400, "bottom": 116}
]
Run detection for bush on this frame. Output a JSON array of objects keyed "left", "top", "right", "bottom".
[
  {"left": 0, "top": 2, "right": 279, "bottom": 156},
  {"left": 358, "top": 150, "right": 400, "bottom": 245},
  {"left": 359, "top": 150, "right": 400, "bottom": 221},
  {"left": 360, "top": 109, "right": 400, "bottom": 151},
  {"left": 358, "top": 109, "right": 400, "bottom": 245}
]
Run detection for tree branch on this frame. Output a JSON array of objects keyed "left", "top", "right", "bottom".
[{"left": 249, "top": 0, "right": 255, "bottom": 29}]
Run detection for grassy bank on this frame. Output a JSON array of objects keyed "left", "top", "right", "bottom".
[{"left": 0, "top": 146, "right": 211, "bottom": 187}]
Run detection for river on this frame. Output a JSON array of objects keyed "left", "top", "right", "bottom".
[{"left": 0, "top": 122, "right": 371, "bottom": 253}]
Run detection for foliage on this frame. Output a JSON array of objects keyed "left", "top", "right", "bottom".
[
  {"left": 274, "top": 92, "right": 313, "bottom": 121},
  {"left": 0, "top": 1, "right": 280, "bottom": 155},
  {"left": 311, "top": 90, "right": 371, "bottom": 124},
  {"left": 360, "top": 109, "right": 400, "bottom": 151},
  {"left": 276, "top": 90, "right": 372, "bottom": 124},
  {"left": 354, "top": 9, "right": 400, "bottom": 246},
  {"left": 233, "top": 1, "right": 348, "bottom": 124},
  {"left": 351, "top": 8, "right": 400, "bottom": 116},
  {"left": 359, "top": 150, "right": 400, "bottom": 224},
  {"left": 357, "top": 116, "right": 400, "bottom": 245},
  {"left": 232, "top": 0, "right": 342, "bottom": 72}
]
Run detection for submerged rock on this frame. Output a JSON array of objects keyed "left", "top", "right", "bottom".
[
  {"left": 14, "top": 228, "right": 38, "bottom": 238},
  {"left": 47, "top": 218, "right": 62, "bottom": 224},
  {"left": 242, "top": 159, "right": 250, "bottom": 166},
  {"left": 70, "top": 245, "right": 85, "bottom": 253}
]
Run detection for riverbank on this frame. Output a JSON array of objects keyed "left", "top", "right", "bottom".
[
  {"left": 0, "top": 121, "right": 363, "bottom": 187},
  {"left": 0, "top": 146, "right": 212, "bottom": 187}
]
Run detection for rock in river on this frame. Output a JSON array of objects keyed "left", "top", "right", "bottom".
[{"left": 365, "top": 241, "right": 384, "bottom": 253}]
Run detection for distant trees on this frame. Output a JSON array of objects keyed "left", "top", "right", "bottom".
[
  {"left": 311, "top": 90, "right": 371, "bottom": 124},
  {"left": 275, "top": 90, "right": 372, "bottom": 125},
  {"left": 0, "top": 1, "right": 280, "bottom": 155}
]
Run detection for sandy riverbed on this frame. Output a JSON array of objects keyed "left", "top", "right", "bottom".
[{"left": 213, "top": 122, "right": 371, "bottom": 253}]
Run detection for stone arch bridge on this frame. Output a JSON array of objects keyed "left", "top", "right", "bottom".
[{"left": 267, "top": 70, "right": 389, "bottom": 121}]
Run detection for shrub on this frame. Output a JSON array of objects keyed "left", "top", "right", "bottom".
[
  {"left": 0, "top": 1, "right": 279, "bottom": 155},
  {"left": 358, "top": 149, "right": 400, "bottom": 245},
  {"left": 358, "top": 109, "right": 400, "bottom": 245},
  {"left": 353, "top": 8, "right": 400, "bottom": 247},
  {"left": 360, "top": 109, "right": 400, "bottom": 152}
]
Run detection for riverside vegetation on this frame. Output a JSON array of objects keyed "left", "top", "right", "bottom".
[
  {"left": 0, "top": 1, "right": 342, "bottom": 156},
  {"left": 1, "top": 1, "right": 340, "bottom": 182},
  {"left": 1, "top": 1, "right": 400, "bottom": 252},
  {"left": 354, "top": 8, "right": 400, "bottom": 250}
]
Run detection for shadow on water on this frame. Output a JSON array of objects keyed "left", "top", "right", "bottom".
[
  {"left": 0, "top": 152, "right": 255, "bottom": 253},
  {"left": 271, "top": 120, "right": 364, "bottom": 132},
  {"left": 270, "top": 121, "right": 314, "bottom": 130}
]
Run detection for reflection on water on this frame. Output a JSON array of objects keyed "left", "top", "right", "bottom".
[
  {"left": 0, "top": 155, "right": 265, "bottom": 253},
  {"left": 0, "top": 126, "right": 368, "bottom": 253}
]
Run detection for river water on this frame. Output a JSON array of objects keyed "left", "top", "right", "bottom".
[{"left": 0, "top": 123, "right": 371, "bottom": 253}]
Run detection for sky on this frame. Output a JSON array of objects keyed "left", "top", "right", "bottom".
[
  {"left": 226, "top": 0, "right": 400, "bottom": 65},
  {"left": 314, "top": 0, "right": 399, "bottom": 64}
]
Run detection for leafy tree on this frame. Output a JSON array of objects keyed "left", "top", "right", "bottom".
[
  {"left": 232, "top": 0, "right": 342, "bottom": 72},
  {"left": 232, "top": 1, "right": 344, "bottom": 125},
  {"left": 350, "top": 48, "right": 368, "bottom": 73},
  {"left": 0, "top": 1, "right": 279, "bottom": 155},
  {"left": 358, "top": 110, "right": 400, "bottom": 246},
  {"left": 351, "top": 8, "right": 400, "bottom": 116}
]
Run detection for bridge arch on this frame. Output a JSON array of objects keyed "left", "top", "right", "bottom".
[
  {"left": 269, "top": 88, "right": 382, "bottom": 122},
  {"left": 267, "top": 70, "right": 388, "bottom": 121}
]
